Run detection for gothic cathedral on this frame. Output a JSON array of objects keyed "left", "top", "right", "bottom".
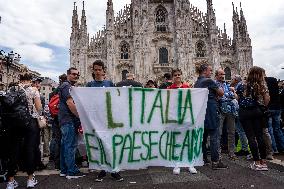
[{"left": 70, "top": 0, "right": 253, "bottom": 85}]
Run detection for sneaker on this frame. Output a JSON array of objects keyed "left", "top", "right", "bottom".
[
  {"left": 188, "top": 167, "right": 197, "bottom": 174},
  {"left": 250, "top": 162, "right": 263, "bottom": 171},
  {"left": 235, "top": 150, "right": 250, "bottom": 156},
  {"left": 95, "top": 170, "right": 106, "bottom": 182},
  {"left": 246, "top": 154, "right": 253, "bottom": 160},
  {"left": 66, "top": 172, "right": 86, "bottom": 180},
  {"left": 111, "top": 172, "right": 124, "bottom": 182},
  {"left": 59, "top": 173, "right": 66, "bottom": 177},
  {"left": 173, "top": 167, "right": 180, "bottom": 175},
  {"left": 6, "top": 180, "right": 18, "bottom": 189},
  {"left": 27, "top": 177, "right": 38, "bottom": 188},
  {"left": 212, "top": 161, "right": 228, "bottom": 170}
]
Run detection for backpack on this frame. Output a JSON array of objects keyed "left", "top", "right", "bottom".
[
  {"left": 48, "top": 94, "right": 59, "bottom": 117},
  {"left": 0, "top": 86, "right": 32, "bottom": 128}
]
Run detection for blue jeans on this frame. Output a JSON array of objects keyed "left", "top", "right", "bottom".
[
  {"left": 235, "top": 117, "right": 248, "bottom": 151},
  {"left": 268, "top": 109, "right": 284, "bottom": 152},
  {"left": 60, "top": 122, "right": 79, "bottom": 175}
]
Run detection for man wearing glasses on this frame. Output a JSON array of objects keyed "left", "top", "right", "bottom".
[
  {"left": 215, "top": 69, "right": 238, "bottom": 161},
  {"left": 58, "top": 67, "right": 85, "bottom": 179}
]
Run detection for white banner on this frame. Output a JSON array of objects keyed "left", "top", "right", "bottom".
[{"left": 71, "top": 87, "right": 208, "bottom": 172}]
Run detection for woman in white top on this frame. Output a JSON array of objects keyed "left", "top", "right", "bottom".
[{"left": 6, "top": 73, "right": 42, "bottom": 189}]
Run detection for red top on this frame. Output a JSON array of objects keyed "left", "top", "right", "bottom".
[{"left": 167, "top": 83, "right": 191, "bottom": 89}]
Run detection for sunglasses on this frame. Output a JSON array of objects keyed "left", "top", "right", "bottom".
[
  {"left": 173, "top": 74, "right": 181, "bottom": 77},
  {"left": 70, "top": 73, "right": 80, "bottom": 77}
]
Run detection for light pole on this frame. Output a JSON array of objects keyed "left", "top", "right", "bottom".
[{"left": 0, "top": 50, "right": 17, "bottom": 90}]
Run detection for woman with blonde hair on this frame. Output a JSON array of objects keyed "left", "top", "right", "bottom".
[{"left": 236, "top": 66, "right": 270, "bottom": 171}]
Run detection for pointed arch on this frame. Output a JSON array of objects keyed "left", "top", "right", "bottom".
[
  {"left": 120, "top": 41, "right": 130, "bottom": 59},
  {"left": 224, "top": 67, "right": 231, "bottom": 80},
  {"left": 196, "top": 40, "right": 206, "bottom": 57},
  {"left": 159, "top": 47, "right": 168, "bottom": 64},
  {"left": 155, "top": 5, "right": 168, "bottom": 32}
]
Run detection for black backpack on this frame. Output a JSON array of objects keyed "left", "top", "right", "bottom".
[{"left": 0, "top": 85, "right": 32, "bottom": 128}]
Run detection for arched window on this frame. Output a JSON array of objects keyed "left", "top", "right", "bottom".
[
  {"left": 156, "top": 6, "right": 168, "bottom": 32},
  {"left": 159, "top": 47, "right": 168, "bottom": 64},
  {"left": 120, "top": 42, "right": 130, "bottom": 59},
  {"left": 196, "top": 40, "right": 206, "bottom": 57},
  {"left": 122, "top": 70, "right": 129, "bottom": 80},
  {"left": 224, "top": 67, "right": 231, "bottom": 80}
]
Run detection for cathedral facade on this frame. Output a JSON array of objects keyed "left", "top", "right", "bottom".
[{"left": 70, "top": 0, "right": 253, "bottom": 85}]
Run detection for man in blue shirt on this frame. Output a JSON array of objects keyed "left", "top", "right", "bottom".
[
  {"left": 86, "top": 60, "right": 124, "bottom": 182},
  {"left": 215, "top": 69, "right": 238, "bottom": 160},
  {"left": 86, "top": 60, "right": 114, "bottom": 87},
  {"left": 58, "top": 67, "right": 85, "bottom": 179}
]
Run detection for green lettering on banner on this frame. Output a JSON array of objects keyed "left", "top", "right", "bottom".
[
  {"left": 159, "top": 131, "right": 169, "bottom": 160},
  {"left": 177, "top": 89, "right": 195, "bottom": 125},
  {"left": 112, "top": 134, "right": 124, "bottom": 169},
  {"left": 147, "top": 90, "right": 164, "bottom": 124},
  {"left": 165, "top": 90, "right": 177, "bottom": 124},
  {"left": 167, "top": 131, "right": 174, "bottom": 161},
  {"left": 97, "top": 137, "right": 111, "bottom": 167},
  {"left": 131, "top": 131, "right": 142, "bottom": 162},
  {"left": 140, "top": 131, "right": 150, "bottom": 160},
  {"left": 85, "top": 133, "right": 100, "bottom": 164},
  {"left": 134, "top": 88, "right": 154, "bottom": 124},
  {"left": 128, "top": 88, "right": 133, "bottom": 128},
  {"left": 119, "top": 134, "right": 133, "bottom": 164},
  {"left": 171, "top": 131, "right": 182, "bottom": 161},
  {"left": 179, "top": 130, "right": 192, "bottom": 162},
  {"left": 194, "top": 128, "right": 203, "bottom": 157},
  {"left": 106, "top": 92, "right": 124, "bottom": 129},
  {"left": 149, "top": 131, "right": 159, "bottom": 160},
  {"left": 191, "top": 128, "right": 202, "bottom": 159}
]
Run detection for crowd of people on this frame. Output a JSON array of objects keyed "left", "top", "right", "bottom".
[{"left": 1, "top": 60, "right": 284, "bottom": 189}]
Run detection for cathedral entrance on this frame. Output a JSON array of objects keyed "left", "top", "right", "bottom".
[{"left": 122, "top": 70, "right": 129, "bottom": 80}]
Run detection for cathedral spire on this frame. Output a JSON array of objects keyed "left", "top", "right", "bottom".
[
  {"left": 207, "top": 0, "right": 216, "bottom": 29},
  {"left": 106, "top": 0, "right": 114, "bottom": 30},
  {"left": 80, "top": 1, "right": 87, "bottom": 34},
  {"left": 71, "top": 2, "right": 79, "bottom": 38}
]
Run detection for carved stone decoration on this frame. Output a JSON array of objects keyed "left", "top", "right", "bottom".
[{"left": 70, "top": 1, "right": 253, "bottom": 84}]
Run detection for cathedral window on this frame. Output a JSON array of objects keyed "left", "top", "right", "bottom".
[
  {"left": 156, "top": 6, "right": 168, "bottom": 32},
  {"left": 159, "top": 47, "right": 168, "bottom": 64},
  {"left": 196, "top": 40, "right": 206, "bottom": 57},
  {"left": 224, "top": 67, "right": 231, "bottom": 80},
  {"left": 0, "top": 74, "right": 2, "bottom": 82},
  {"left": 120, "top": 42, "right": 130, "bottom": 59}
]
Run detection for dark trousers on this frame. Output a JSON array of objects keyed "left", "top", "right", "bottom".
[
  {"left": 7, "top": 118, "right": 38, "bottom": 177},
  {"left": 240, "top": 109, "right": 266, "bottom": 161},
  {"left": 50, "top": 117, "right": 61, "bottom": 168},
  {"left": 202, "top": 128, "right": 219, "bottom": 162}
]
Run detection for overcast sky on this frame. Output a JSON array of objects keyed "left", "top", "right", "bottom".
[{"left": 0, "top": 0, "right": 284, "bottom": 81}]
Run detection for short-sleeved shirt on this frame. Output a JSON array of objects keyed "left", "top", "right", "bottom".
[
  {"left": 86, "top": 80, "right": 114, "bottom": 87},
  {"left": 58, "top": 81, "right": 79, "bottom": 125},
  {"left": 19, "top": 84, "right": 41, "bottom": 118},
  {"left": 194, "top": 76, "right": 220, "bottom": 129},
  {"left": 194, "top": 76, "right": 219, "bottom": 102},
  {"left": 167, "top": 83, "right": 191, "bottom": 89}
]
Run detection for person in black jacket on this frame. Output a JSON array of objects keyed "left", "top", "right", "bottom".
[{"left": 265, "top": 77, "right": 284, "bottom": 153}]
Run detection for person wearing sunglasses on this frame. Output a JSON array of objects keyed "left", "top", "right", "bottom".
[{"left": 58, "top": 67, "right": 86, "bottom": 179}]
